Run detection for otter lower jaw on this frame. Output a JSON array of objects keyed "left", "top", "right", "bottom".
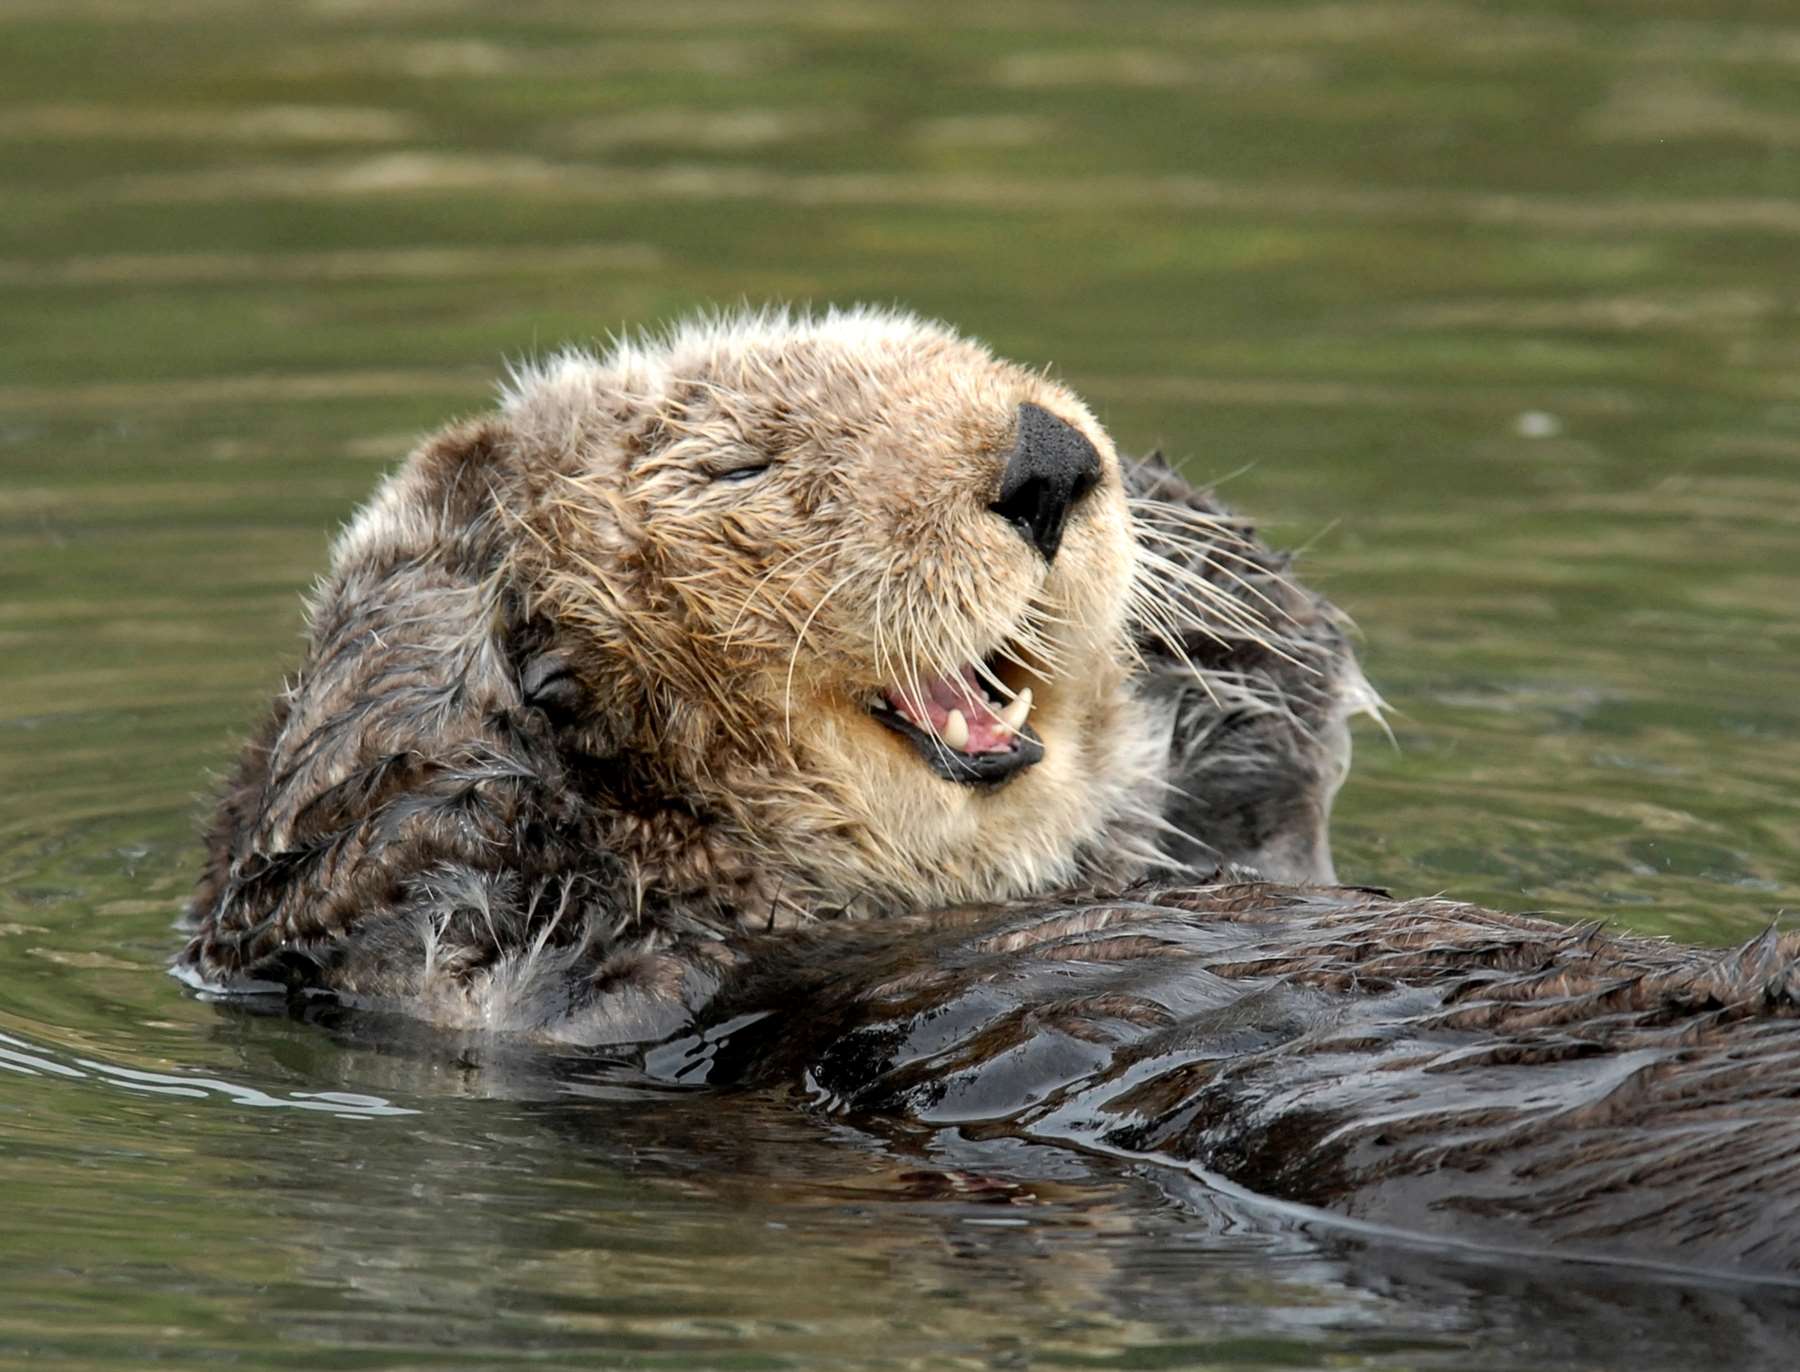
[{"left": 870, "top": 661, "right": 1045, "bottom": 787}]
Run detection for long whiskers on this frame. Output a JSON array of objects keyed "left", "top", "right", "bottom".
[
  {"left": 1134, "top": 549, "right": 1284, "bottom": 644},
  {"left": 869, "top": 547, "right": 901, "bottom": 690},
  {"left": 722, "top": 537, "right": 851, "bottom": 650},
  {"left": 1131, "top": 503, "right": 1303, "bottom": 629},
  {"left": 1127, "top": 492, "right": 1257, "bottom": 536},
  {"left": 783, "top": 568, "right": 861, "bottom": 746},
  {"left": 1125, "top": 583, "right": 1224, "bottom": 707}
]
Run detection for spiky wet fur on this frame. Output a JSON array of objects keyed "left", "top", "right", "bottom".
[{"left": 180, "top": 307, "right": 1368, "bottom": 1039}]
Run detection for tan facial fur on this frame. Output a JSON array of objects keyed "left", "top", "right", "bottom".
[{"left": 498, "top": 308, "right": 1160, "bottom": 918}]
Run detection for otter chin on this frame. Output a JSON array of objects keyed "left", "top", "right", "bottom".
[{"left": 179, "top": 306, "right": 1368, "bottom": 1038}]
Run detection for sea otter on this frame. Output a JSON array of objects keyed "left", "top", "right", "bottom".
[
  {"left": 179, "top": 307, "right": 1800, "bottom": 1282},
  {"left": 180, "top": 307, "right": 1370, "bottom": 1037}
]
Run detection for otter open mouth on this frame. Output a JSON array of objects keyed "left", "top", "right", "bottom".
[{"left": 870, "top": 662, "right": 1044, "bottom": 787}]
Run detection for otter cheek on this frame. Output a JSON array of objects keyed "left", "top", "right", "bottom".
[
  {"left": 802, "top": 709, "right": 939, "bottom": 834},
  {"left": 1065, "top": 497, "right": 1135, "bottom": 645}
]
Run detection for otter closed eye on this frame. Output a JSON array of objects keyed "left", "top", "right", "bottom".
[{"left": 713, "top": 462, "right": 772, "bottom": 483}]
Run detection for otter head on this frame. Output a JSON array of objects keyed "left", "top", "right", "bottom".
[{"left": 499, "top": 308, "right": 1165, "bottom": 918}]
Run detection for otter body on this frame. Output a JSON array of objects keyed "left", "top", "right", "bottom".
[
  {"left": 179, "top": 308, "right": 1800, "bottom": 1282},
  {"left": 681, "top": 882, "right": 1800, "bottom": 1282}
]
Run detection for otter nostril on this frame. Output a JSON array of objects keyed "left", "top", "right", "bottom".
[{"left": 989, "top": 402, "right": 1103, "bottom": 564}]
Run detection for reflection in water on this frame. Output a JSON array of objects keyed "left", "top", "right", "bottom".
[
  {"left": 104, "top": 1018, "right": 1800, "bottom": 1370},
  {"left": 4, "top": 0, "right": 1800, "bottom": 1366},
  {"left": 0, "top": 1027, "right": 415, "bottom": 1117}
]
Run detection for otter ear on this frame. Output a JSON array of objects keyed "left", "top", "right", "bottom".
[{"left": 518, "top": 649, "right": 587, "bottom": 719}]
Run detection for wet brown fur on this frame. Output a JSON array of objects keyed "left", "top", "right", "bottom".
[{"left": 697, "top": 882, "right": 1800, "bottom": 1281}]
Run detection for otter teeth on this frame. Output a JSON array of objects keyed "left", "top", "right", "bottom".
[
  {"left": 942, "top": 709, "right": 970, "bottom": 750},
  {"left": 998, "top": 687, "right": 1032, "bottom": 734},
  {"left": 877, "top": 664, "right": 1035, "bottom": 755}
]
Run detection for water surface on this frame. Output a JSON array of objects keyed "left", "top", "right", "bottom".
[{"left": 4, "top": 2, "right": 1799, "bottom": 1367}]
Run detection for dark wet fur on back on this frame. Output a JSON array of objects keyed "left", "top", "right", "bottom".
[{"left": 682, "top": 882, "right": 1800, "bottom": 1282}]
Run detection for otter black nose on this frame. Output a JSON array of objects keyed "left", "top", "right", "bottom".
[{"left": 989, "top": 403, "right": 1102, "bottom": 564}]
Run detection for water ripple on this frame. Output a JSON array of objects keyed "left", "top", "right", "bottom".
[{"left": 0, "top": 1029, "right": 417, "bottom": 1118}]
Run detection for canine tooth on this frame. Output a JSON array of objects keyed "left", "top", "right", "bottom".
[
  {"left": 942, "top": 709, "right": 970, "bottom": 750},
  {"left": 998, "top": 687, "right": 1033, "bottom": 733}
]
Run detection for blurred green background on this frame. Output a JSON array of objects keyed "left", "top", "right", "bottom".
[{"left": 2, "top": 2, "right": 1798, "bottom": 1367}]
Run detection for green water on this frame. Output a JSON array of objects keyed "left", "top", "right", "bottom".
[{"left": 3, "top": 2, "right": 1799, "bottom": 1367}]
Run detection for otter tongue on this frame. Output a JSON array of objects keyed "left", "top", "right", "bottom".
[{"left": 887, "top": 664, "right": 1014, "bottom": 754}]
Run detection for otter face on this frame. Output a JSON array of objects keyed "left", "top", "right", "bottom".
[{"left": 505, "top": 309, "right": 1162, "bottom": 913}]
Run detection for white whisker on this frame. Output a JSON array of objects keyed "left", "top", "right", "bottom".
[
  {"left": 723, "top": 539, "right": 849, "bottom": 649},
  {"left": 783, "top": 569, "right": 860, "bottom": 746}
]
